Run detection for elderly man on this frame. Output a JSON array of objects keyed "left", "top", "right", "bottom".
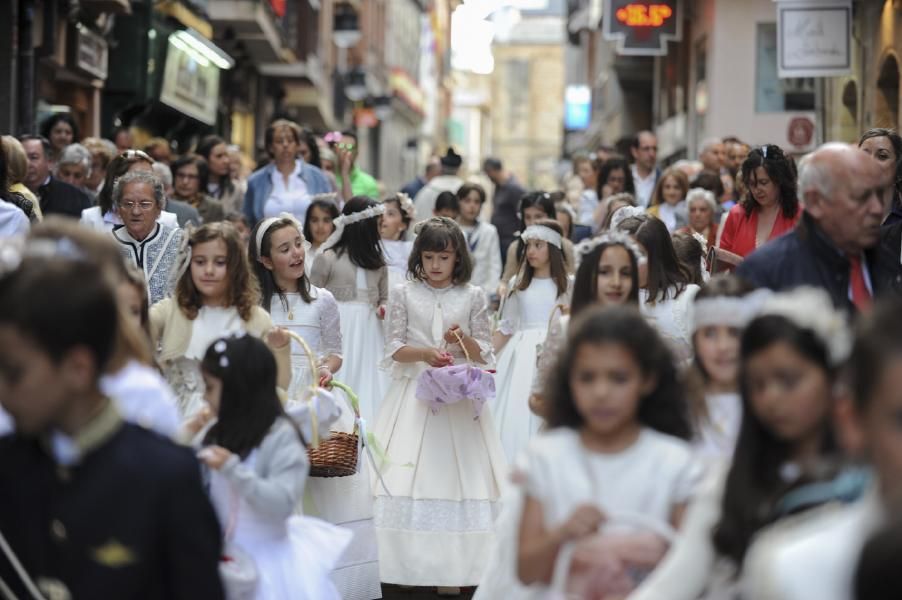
[
  {"left": 110, "top": 171, "right": 184, "bottom": 305},
  {"left": 737, "top": 143, "right": 889, "bottom": 312},
  {"left": 630, "top": 130, "right": 660, "bottom": 208},
  {"left": 19, "top": 135, "right": 91, "bottom": 218},
  {"left": 698, "top": 138, "right": 727, "bottom": 172},
  {"left": 55, "top": 143, "right": 94, "bottom": 197}
]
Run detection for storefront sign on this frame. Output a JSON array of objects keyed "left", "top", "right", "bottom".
[
  {"left": 159, "top": 35, "right": 221, "bottom": 125},
  {"left": 389, "top": 68, "right": 425, "bottom": 116},
  {"left": 602, "top": 0, "right": 682, "bottom": 56},
  {"left": 776, "top": 1, "right": 851, "bottom": 78},
  {"left": 72, "top": 25, "right": 108, "bottom": 80}
]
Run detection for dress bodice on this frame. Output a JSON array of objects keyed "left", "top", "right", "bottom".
[{"left": 501, "top": 277, "right": 561, "bottom": 332}]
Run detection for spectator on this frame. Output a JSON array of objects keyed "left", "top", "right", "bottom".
[
  {"left": 414, "top": 147, "right": 465, "bottom": 221},
  {"left": 630, "top": 130, "right": 661, "bottom": 208},
  {"left": 1, "top": 135, "right": 42, "bottom": 220},
  {"left": 483, "top": 156, "right": 527, "bottom": 262},
  {"left": 737, "top": 143, "right": 887, "bottom": 312},
  {"left": 151, "top": 161, "right": 200, "bottom": 228},
  {"left": 170, "top": 155, "right": 224, "bottom": 224},
  {"left": 858, "top": 128, "right": 902, "bottom": 226},
  {"left": 400, "top": 155, "right": 441, "bottom": 199},
  {"left": 82, "top": 137, "right": 116, "bottom": 195},
  {"left": 335, "top": 130, "right": 379, "bottom": 200},
  {"left": 647, "top": 167, "right": 690, "bottom": 232},
  {"left": 573, "top": 156, "right": 600, "bottom": 241},
  {"left": 112, "top": 126, "right": 133, "bottom": 152},
  {"left": 297, "top": 128, "right": 322, "bottom": 169},
  {"left": 19, "top": 135, "right": 91, "bottom": 218},
  {"left": 144, "top": 137, "right": 172, "bottom": 165},
  {"left": 723, "top": 136, "right": 749, "bottom": 177},
  {"left": 197, "top": 135, "right": 246, "bottom": 215},
  {"left": 698, "top": 137, "right": 727, "bottom": 173},
  {"left": 55, "top": 143, "right": 94, "bottom": 197},
  {"left": 0, "top": 143, "right": 31, "bottom": 235},
  {"left": 678, "top": 188, "right": 720, "bottom": 251},
  {"left": 39, "top": 112, "right": 78, "bottom": 161}
]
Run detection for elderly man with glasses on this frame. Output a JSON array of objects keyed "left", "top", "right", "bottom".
[{"left": 111, "top": 170, "right": 184, "bottom": 305}]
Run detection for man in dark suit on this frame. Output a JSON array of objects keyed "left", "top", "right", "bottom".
[
  {"left": 19, "top": 135, "right": 92, "bottom": 218},
  {"left": 0, "top": 251, "right": 223, "bottom": 599},
  {"left": 737, "top": 143, "right": 893, "bottom": 313}
]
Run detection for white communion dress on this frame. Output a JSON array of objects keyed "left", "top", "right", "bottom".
[
  {"left": 372, "top": 280, "right": 508, "bottom": 586},
  {"left": 267, "top": 288, "right": 383, "bottom": 600},
  {"left": 493, "top": 277, "right": 568, "bottom": 461}
]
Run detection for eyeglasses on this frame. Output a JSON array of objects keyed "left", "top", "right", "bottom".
[
  {"left": 119, "top": 150, "right": 153, "bottom": 162},
  {"left": 119, "top": 200, "right": 156, "bottom": 211},
  {"left": 336, "top": 143, "right": 356, "bottom": 151}
]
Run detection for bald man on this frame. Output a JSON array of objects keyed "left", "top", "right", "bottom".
[{"left": 737, "top": 143, "right": 891, "bottom": 312}]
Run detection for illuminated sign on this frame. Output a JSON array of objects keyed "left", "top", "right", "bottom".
[
  {"left": 564, "top": 85, "right": 591, "bottom": 130},
  {"left": 603, "top": 0, "right": 683, "bottom": 56}
]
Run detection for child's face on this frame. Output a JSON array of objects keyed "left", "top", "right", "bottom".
[
  {"left": 596, "top": 245, "right": 633, "bottom": 306},
  {"left": 307, "top": 205, "right": 335, "bottom": 246},
  {"left": 117, "top": 281, "right": 144, "bottom": 333},
  {"left": 525, "top": 239, "right": 551, "bottom": 270},
  {"left": 202, "top": 370, "right": 223, "bottom": 415},
  {"left": 694, "top": 325, "right": 741, "bottom": 388},
  {"left": 523, "top": 206, "right": 548, "bottom": 227},
  {"left": 380, "top": 203, "right": 407, "bottom": 241},
  {"left": 262, "top": 225, "right": 305, "bottom": 286},
  {"left": 421, "top": 243, "right": 456, "bottom": 288},
  {"left": 570, "top": 342, "right": 652, "bottom": 438},
  {"left": 191, "top": 239, "right": 230, "bottom": 305},
  {"left": 459, "top": 191, "right": 482, "bottom": 223},
  {"left": 745, "top": 340, "right": 832, "bottom": 446},
  {"left": 0, "top": 325, "right": 76, "bottom": 434},
  {"left": 435, "top": 208, "right": 459, "bottom": 220}
]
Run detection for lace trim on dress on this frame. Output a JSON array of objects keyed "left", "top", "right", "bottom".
[{"left": 373, "top": 497, "right": 500, "bottom": 533}]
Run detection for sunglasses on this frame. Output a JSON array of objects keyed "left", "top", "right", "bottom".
[{"left": 335, "top": 143, "right": 356, "bottom": 151}]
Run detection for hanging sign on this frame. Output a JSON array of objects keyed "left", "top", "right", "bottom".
[
  {"left": 776, "top": 1, "right": 851, "bottom": 78},
  {"left": 602, "top": 0, "right": 683, "bottom": 56}
]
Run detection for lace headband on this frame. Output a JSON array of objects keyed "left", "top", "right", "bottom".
[
  {"left": 692, "top": 289, "right": 771, "bottom": 332},
  {"left": 757, "top": 287, "right": 851, "bottom": 365},
  {"left": 520, "top": 224, "right": 563, "bottom": 249},
  {"left": 255, "top": 212, "right": 304, "bottom": 257},
  {"left": 319, "top": 203, "right": 386, "bottom": 253},
  {"left": 385, "top": 193, "right": 415, "bottom": 218},
  {"left": 575, "top": 231, "right": 647, "bottom": 265}
]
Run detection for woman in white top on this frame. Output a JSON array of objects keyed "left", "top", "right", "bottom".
[
  {"left": 379, "top": 193, "right": 415, "bottom": 293},
  {"left": 617, "top": 214, "right": 699, "bottom": 362}
]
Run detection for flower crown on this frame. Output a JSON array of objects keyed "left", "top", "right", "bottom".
[
  {"left": 385, "top": 193, "right": 415, "bottom": 218},
  {"left": 519, "top": 223, "right": 563, "bottom": 249},
  {"left": 692, "top": 288, "right": 771, "bottom": 332},
  {"left": 610, "top": 205, "right": 647, "bottom": 232},
  {"left": 319, "top": 203, "right": 386, "bottom": 253},
  {"left": 575, "top": 231, "right": 647, "bottom": 265}
]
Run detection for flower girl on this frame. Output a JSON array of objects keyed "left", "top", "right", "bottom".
[
  {"left": 493, "top": 219, "right": 571, "bottom": 460},
  {"left": 373, "top": 217, "right": 507, "bottom": 590}
]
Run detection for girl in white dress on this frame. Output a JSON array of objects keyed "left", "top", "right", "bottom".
[
  {"left": 493, "top": 219, "right": 571, "bottom": 461},
  {"left": 195, "top": 334, "right": 351, "bottom": 600},
  {"left": 373, "top": 216, "right": 508, "bottom": 589},
  {"left": 480, "top": 306, "right": 700, "bottom": 600},
  {"left": 311, "top": 196, "right": 389, "bottom": 422},
  {"left": 249, "top": 214, "right": 382, "bottom": 600},
  {"left": 617, "top": 213, "right": 700, "bottom": 361},
  {"left": 150, "top": 222, "right": 291, "bottom": 420},
  {"left": 380, "top": 193, "right": 416, "bottom": 293}
]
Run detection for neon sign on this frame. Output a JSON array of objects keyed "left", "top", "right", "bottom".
[{"left": 615, "top": 4, "right": 673, "bottom": 28}]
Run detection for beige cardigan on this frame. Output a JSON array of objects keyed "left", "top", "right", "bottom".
[
  {"left": 149, "top": 298, "right": 291, "bottom": 390},
  {"left": 310, "top": 249, "right": 388, "bottom": 306}
]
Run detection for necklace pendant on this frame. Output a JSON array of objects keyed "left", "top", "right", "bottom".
[{"left": 288, "top": 310, "right": 294, "bottom": 321}]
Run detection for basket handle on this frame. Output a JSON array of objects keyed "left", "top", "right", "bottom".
[
  {"left": 451, "top": 328, "right": 473, "bottom": 364},
  {"left": 284, "top": 329, "right": 322, "bottom": 445}
]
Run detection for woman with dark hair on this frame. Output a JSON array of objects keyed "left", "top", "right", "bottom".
[
  {"left": 39, "top": 112, "right": 79, "bottom": 160},
  {"left": 617, "top": 214, "right": 698, "bottom": 359},
  {"left": 719, "top": 144, "right": 800, "bottom": 259},
  {"left": 310, "top": 196, "right": 389, "bottom": 422},
  {"left": 170, "top": 154, "right": 225, "bottom": 224},
  {"left": 197, "top": 135, "right": 246, "bottom": 214},
  {"left": 597, "top": 156, "right": 636, "bottom": 200},
  {"left": 859, "top": 127, "right": 902, "bottom": 225},
  {"left": 298, "top": 128, "right": 323, "bottom": 169},
  {"left": 631, "top": 287, "right": 851, "bottom": 600}
]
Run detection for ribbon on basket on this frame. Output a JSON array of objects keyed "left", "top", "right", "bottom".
[{"left": 415, "top": 329, "right": 496, "bottom": 419}]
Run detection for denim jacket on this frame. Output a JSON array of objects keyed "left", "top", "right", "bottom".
[{"left": 243, "top": 160, "right": 333, "bottom": 224}]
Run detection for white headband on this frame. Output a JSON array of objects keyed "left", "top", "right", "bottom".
[
  {"left": 319, "top": 203, "right": 386, "bottom": 254},
  {"left": 756, "top": 287, "right": 852, "bottom": 365},
  {"left": 692, "top": 289, "right": 771, "bottom": 332},
  {"left": 520, "top": 224, "right": 563, "bottom": 249},
  {"left": 255, "top": 212, "right": 303, "bottom": 257},
  {"left": 610, "top": 205, "right": 647, "bottom": 231},
  {"left": 575, "top": 231, "right": 647, "bottom": 265},
  {"left": 387, "top": 193, "right": 415, "bottom": 218}
]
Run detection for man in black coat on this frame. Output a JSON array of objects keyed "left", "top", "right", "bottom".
[
  {"left": 737, "top": 143, "right": 892, "bottom": 313},
  {"left": 0, "top": 254, "right": 223, "bottom": 599},
  {"left": 483, "top": 157, "right": 526, "bottom": 266},
  {"left": 20, "top": 135, "right": 92, "bottom": 218}
]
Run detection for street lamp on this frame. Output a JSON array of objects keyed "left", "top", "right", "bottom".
[
  {"left": 373, "top": 95, "right": 392, "bottom": 120},
  {"left": 333, "top": 2, "right": 362, "bottom": 49},
  {"left": 344, "top": 68, "right": 368, "bottom": 102}
]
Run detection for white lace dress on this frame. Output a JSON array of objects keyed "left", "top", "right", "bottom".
[
  {"left": 639, "top": 284, "right": 700, "bottom": 363},
  {"left": 493, "top": 277, "right": 567, "bottom": 461},
  {"left": 267, "top": 289, "right": 383, "bottom": 600},
  {"left": 373, "top": 280, "right": 508, "bottom": 586},
  {"left": 381, "top": 239, "right": 414, "bottom": 293}
]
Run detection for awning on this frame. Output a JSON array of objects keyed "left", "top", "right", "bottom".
[{"left": 82, "top": 0, "right": 131, "bottom": 15}]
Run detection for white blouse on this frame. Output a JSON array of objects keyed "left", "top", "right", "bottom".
[
  {"left": 640, "top": 284, "right": 700, "bottom": 362},
  {"left": 693, "top": 392, "right": 743, "bottom": 465},
  {"left": 264, "top": 159, "right": 311, "bottom": 221}
]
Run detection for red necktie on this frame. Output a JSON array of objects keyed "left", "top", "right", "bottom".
[{"left": 849, "top": 255, "right": 872, "bottom": 312}]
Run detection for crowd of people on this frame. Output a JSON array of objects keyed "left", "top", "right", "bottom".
[{"left": 0, "top": 113, "right": 901, "bottom": 600}]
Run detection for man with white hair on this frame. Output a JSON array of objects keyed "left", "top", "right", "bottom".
[
  {"left": 737, "top": 143, "right": 892, "bottom": 312},
  {"left": 151, "top": 162, "right": 200, "bottom": 228},
  {"left": 55, "top": 143, "right": 93, "bottom": 196},
  {"left": 698, "top": 138, "right": 727, "bottom": 172}
]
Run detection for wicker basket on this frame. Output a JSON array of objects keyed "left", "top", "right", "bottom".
[{"left": 285, "top": 330, "right": 360, "bottom": 478}]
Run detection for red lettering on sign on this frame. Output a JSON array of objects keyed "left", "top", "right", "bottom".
[{"left": 615, "top": 4, "right": 673, "bottom": 27}]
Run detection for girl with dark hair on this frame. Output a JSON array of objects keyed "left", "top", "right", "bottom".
[
  {"left": 617, "top": 214, "right": 699, "bottom": 359},
  {"left": 380, "top": 193, "right": 415, "bottom": 292},
  {"left": 458, "top": 182, "right": 502, "bottom": 293},
  {"left": 372, "top": 216, "right": 506, "bottom": 591},
  {"left": 197, "top": 135, "right": 246, "bottom": 214},
  {"left": 303, "top": 196, "right": 339, "bottom": 258},
  {"left": 631, "top": 287, "right": 851, "bottom": 600},
  {"left": 310, "top": 196, "right": 389, "bottom": 422},
  {"left": 196, "top": 334, "right": 351, "bottom": 600},
  {"left": 150, "top": 222, "right": 291, "bottom": 419},
  {"left": 597, "top": 156, "right": 636, "bottom": 200},
  {"left": 859, "top": 127, "right": 902, "bottom": 225},
  {"left": 40, "top": 112, "right": 78, "bottom": 160},
  {"left": 493, "top": 219, "right": 571, "bottom": 460},
  {"left": 510, "top": 306, "right": 699, "bottom": 596},
  {"left": 171, "top": 154, "right": 225, "bottom": 224},
  {"left": 671, "top": 231, "right": 707, "bottom": 286},
  {"left": 719, "top": 144, "right": 800, "bottom": 259}
]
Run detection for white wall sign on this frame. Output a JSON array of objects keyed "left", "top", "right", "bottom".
[{"left": 777, "top": 1, "right": 851, "bottom": 78}]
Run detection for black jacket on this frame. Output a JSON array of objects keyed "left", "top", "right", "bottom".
[
  {"left": 736, "top": 211, "right": 885, "bottom": 313},
  {"left": 873, "top": 221, "right": 902, "bottom": 294},
  {"left": 37, "top": 177, "right": 93, "bottom": 218}
]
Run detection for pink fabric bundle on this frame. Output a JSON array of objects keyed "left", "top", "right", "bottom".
[{"left": 415, "top": 363, "right": 496, "bottom": 418}]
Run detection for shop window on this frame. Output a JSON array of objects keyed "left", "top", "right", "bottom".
[
  {"left": 755, "top": 23, "right": 815, "bottom": 113},
  {"left": 876, "top": 55, "right": 900, "bottom": 129}
]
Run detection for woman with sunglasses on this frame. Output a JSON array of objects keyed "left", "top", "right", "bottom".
[{"left": 80, "top": 149, "right": 179, "bottom": 231}]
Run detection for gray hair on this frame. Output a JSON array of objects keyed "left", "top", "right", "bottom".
[
  {"left": 151, "top": 161, "right": 173, "bottom": 188},
  {"left": 686, "top": 187, "right": 717, "bottom": 213},
  {"left": 797, "top": 148, "right": 837, "bottom": 202},
  {"left": 56, "top": 143, "right": 92, "bottom": 174},
  {"left": 699, "top": 137, "right": 724, "bottom": 154},
  {"left": 112, "top": 170, "right": 165, "bottom": 208}
]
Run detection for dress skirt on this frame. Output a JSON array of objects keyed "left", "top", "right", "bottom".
[
  {"left": 492, "top": 327, "right": 545, "bottom": 461},
  {"left": 337, "top": 300, "right": 389, "bottom": 423},
  {"left": 372, "top": 374, "right": 508, "bottom": 586}
]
